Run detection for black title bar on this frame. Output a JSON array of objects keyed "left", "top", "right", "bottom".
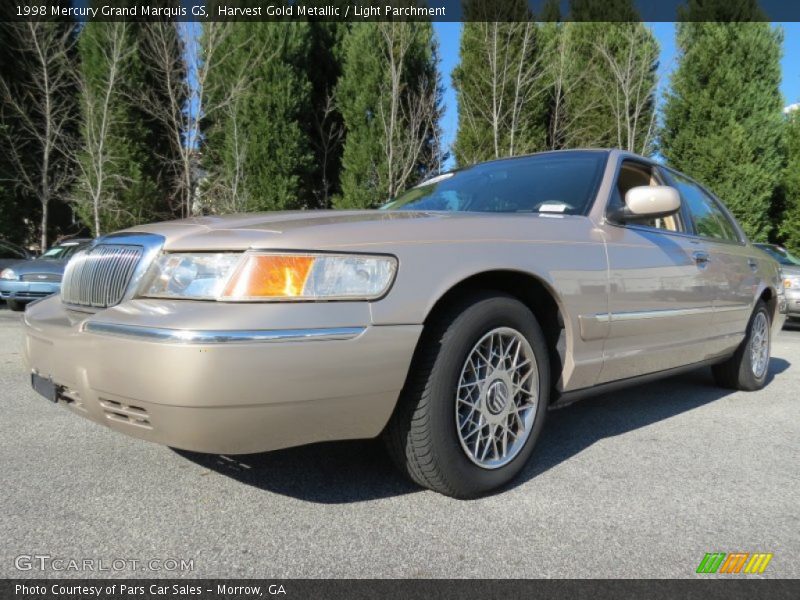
[
  {"left": 3, "top": 579, "right": 800, "bottom": 600},
  {"left": 4, "top": 0, "right": 800, "bottom": 22}
]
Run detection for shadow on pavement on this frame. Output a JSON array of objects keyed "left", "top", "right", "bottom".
[
  {"left": 174, "top": 358, "right": 790, "bottom": 504},
  {"left": 507, "top": 358, "right": 790, "bottom": 495}
]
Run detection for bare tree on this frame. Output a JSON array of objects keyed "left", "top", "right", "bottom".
[
  {"left": 199, "top": 99, "right": 251, "bottom": 215},
  {"left": 136, "top": 22, "right": 188, "bottom": 218},
  {"left": 74, "top": 22, "right": 135, "bottom": 236},
  {"left": 544, "top": 23, "right": 606, "bottom": 150},
  {"left": 376, "top": 22, "right": 442, "bottom": 198},
  {"left": 0, "top": 22, "right": 76, "bottom": 251},
  {"left": 593, "top": 24, "right": 659, "bottom": 155},
  {"left": 457, "top": 21, "right": 547, "bottom": 163},
  {"left": 309, "top": 91, "right": 344, "bottom": 207}
]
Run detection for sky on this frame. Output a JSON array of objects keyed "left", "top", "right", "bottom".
[{"left": 433, "top": 22, "right": 800, "bottom": 166}]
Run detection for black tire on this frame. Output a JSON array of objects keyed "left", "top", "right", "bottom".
[
  {"left": 712, "top": 300, "right": 771, "bottom": 391},
  {"left": 384, "top": 292, "right": 550, "bottom": 498},
  {"left": 6, "top": 299, "right": 25, "bottom": 312}
]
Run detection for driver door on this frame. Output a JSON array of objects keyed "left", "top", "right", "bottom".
[{"left": 596, "top": 159, "right": 718, "bottom": 384}]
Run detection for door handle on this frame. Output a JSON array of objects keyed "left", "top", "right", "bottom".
[
  {"left": 693, "top": 251, "right": 710, "bottom": 267},
  {"left": 748, "top": 258, "right": 759, "bottom": 271}
]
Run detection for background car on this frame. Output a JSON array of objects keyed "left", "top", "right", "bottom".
[
  {"left": 0, "top": 238, "right": 92, "bottom": 311},
  {"left": 755, "top": 243, "right": 800, "bottom": 322}
]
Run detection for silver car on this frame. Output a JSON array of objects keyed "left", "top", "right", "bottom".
[
  {"left": 755, "top": 243, "right": 800, "bottom": 321},
  {"left": 23, "top": 150, "right": 787, "bottom": 497}
]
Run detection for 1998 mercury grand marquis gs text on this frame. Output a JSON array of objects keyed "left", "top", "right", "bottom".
[{"left": 23, "top": 150, "right": 787, "bottom": 497}]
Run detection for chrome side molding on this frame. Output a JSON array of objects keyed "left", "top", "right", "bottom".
[{"left": 82, "top": 322, "right": 366, "bottom": 344}]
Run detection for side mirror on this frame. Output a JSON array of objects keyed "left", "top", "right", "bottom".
[{"left": 609, "top": 185, "right": 681, "bottom": 223}]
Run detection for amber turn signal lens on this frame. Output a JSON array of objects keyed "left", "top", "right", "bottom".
[{"left": 223, "top": 255, "right": 315, "bottom": 299}]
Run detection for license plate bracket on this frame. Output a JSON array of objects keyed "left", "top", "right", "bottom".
[{"left": 31, "top": 373, "right": 57, "bottom": 403}]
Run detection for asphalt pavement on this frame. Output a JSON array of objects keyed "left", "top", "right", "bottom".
[{"left": 0, "top": 304, "right": 798, "bottom": 578}]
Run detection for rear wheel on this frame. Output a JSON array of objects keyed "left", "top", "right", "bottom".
[
  {"left": 712, "top": 300, "right": 771, "bottom": 391},
  {"left": 384, "top": 292, "right": 550, "bottom": 498},
  {"left": 6, "top": 299, "right": 25, "bottom": 312}
]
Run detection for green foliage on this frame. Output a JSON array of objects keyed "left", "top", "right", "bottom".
[
  {"left": 549, "top": 1, "right": 658, "bottom": 153},
  {"left": 304, "top": 21, "right": 349, "bottom": 208},
  {"left": 453, "top": 0, "right": 657, "bottom": 163},
  {"left": 134, "top": 22, "right": 187, "bottom": 217},
  {"left": 336, "top": 22, "right": 441, "bottom": 208},
  {"left": 452, "top": 0, "right": 548, "bottom": 165},
  {"left": 661, "top": 19, "right": 784, "bottom": 241},
  {"left": 202, "top": 23, "right": 312, "bottom": 213},
  {"left": 778, "top": 110, "right": 800, "bottom": 253},
  {"left": 74, "top": 22, "right": 160, "bottom": 235}
]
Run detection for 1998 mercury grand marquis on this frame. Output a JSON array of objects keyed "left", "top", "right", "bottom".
[{"left": 23, "top": 150, "right": 787, "bottom": 497}]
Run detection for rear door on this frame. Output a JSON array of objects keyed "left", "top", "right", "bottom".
[
  {"left": 596, "top": 159, "right": 719, "bottom": 383},
  {"left": 663, "top": 169, "right": 755, "bottom": 340}
]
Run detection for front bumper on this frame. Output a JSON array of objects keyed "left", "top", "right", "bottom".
[
  {"left": 0, "top": 280, "right": 60, "bottom": 302},
  {"left": 23, "top": 296, "right": 422, "bottom": 454}
]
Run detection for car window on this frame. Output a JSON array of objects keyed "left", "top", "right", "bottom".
[
  {"left": 755, "top": 244, "right": 800, "bottom": 266},
  {"left": 0, "top": 242, "right": 25, "bottom": 260},
  {"left": 41, "top": 243, "right": 87, "bottom": 260},
  {"left": 608, "top": 160, "right": 685, "bottom": 233},
  {"left": 382, "top": 151, "right": 607, "bottom": 215},
  {"left": 667, "top": 171, "right": 740, "bottom": 242}
]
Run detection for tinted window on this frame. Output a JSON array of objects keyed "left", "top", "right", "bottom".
[
  {"left": 382, "top": 152, "right": 607, "bottom": 215},
  {"left": 668, "top": 171, "right": 739, "bottom": 242},
  {"left": 41, "top": 243, "right": 87, "bottom": 260},
  {"left": 0, "top": 242, "right": 25, "bottom": 260},
  {"left": 755, "top": 244, "right": 800, "bottom": 266}
]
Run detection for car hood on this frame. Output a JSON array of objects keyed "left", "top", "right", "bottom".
[
  {"left": 780, "top": 264, "right": 800, "bottom": 277},
  {"left": 119, "top": 209, "right": 589, "bottom": 252},
  {"left": 4, "top": 258, "right": 68, "bottom": 275}
]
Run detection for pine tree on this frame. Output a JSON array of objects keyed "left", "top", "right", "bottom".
[
  {"left": 452, "top": 0, "right": 548, "bottom": 166},
  {"left": 201, "top": 23, "right": 312, "bottom": 213},
  {"left": 336, "top": 22, "right": 442, "bottom": 208},
  {"left": 779, "top": 110, "right": 800, "bottom": 253},
  {"left": 304, "top": 21, "right": 349, "bottom": 209},
  {"left": 74, "top": 22, "right": 160, "bottom": 235},
  {"left": 661, "top": 6, "right": 784, "bottom": 241}
]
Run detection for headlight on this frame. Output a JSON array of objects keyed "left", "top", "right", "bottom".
[
  {"left": 0, "top": 268, "right": 18, "bottom": 281},
  {"left": 140, "top": 252, "right": 397, "bottom": 301},
  {"left": 785, "top": 275, "right": 800, "bottom": 289}
]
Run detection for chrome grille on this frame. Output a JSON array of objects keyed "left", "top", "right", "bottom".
[{"left": 61, "top": 244, "right": 144, "bottom": 308}]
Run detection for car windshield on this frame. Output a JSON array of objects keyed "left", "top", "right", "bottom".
[
  {"left": 755, "top": 244, "right": 800, "bottom": 266},
  {"left": 40, "top": 243, "right": 85, "bottom": 260},
  {"left": 381, "top": 151, "right": 607, "bottom": 215}
]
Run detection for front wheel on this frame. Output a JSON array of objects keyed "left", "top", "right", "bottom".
[
  {"left": 384, "top": 292, "right": 550, "bottom": 498},
  {"left": 712, "top": 300, "right": 771, "bottom": 391}
]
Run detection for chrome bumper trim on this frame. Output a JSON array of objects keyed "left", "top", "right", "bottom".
[{"left": 82, "top": 322, "right": 366, "bottom": 344}]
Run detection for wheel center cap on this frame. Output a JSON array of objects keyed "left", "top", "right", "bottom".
[{"left": 485, "top": 379, "right": 510, "bottom": 415}]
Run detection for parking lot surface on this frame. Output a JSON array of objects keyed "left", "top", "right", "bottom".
[{"left": 1, "top": 305, "right": 798, "bottom": 578}]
